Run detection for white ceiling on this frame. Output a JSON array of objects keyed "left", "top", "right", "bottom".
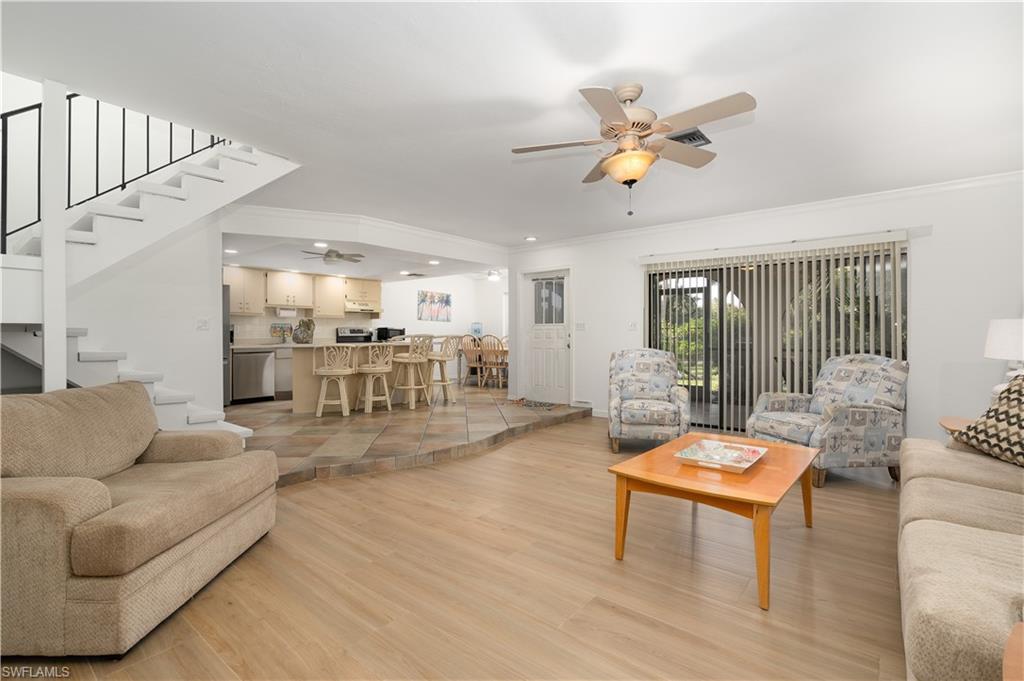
[
  {"left": 221, "top": 234, "right": 495, "bottom": 281},
  {"left": 4, "top": 3, "right": 1021, "bottom": 246}
]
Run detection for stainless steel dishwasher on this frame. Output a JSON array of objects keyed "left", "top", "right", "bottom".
[{"left": 231, "top": 349, "right": 275, "bottom": 401}]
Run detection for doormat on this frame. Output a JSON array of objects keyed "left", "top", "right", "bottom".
[{"left": 511, "top": 398, "right": 559, "bottom": 410}]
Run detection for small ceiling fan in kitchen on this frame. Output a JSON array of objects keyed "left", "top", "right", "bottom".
[
  {"left": 301, "top": 248, "right": 365, "bottom": 264},
  {"left": 512, "top": 83, "right": 756, "bottom": 213}
]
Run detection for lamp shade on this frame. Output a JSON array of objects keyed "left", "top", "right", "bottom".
[
  {"left": 601, "top": 149, "right": 657, "bottom": 185},
  {"left": 984, "top": 318, "right": 1024, "bottom": 360}
]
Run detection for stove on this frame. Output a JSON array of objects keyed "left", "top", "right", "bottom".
[{"left": 336, "top": 326, "right": 373, "bottom": 343}]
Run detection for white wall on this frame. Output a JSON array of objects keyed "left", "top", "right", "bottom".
[
  {"left": 375, "top": 273, "right": 501, "bottom": 336},
  {"left": 508, "top": 173, "right": 1023, "bottom": 439},
  {"left": 67, "top": 214, "right": 225, "bottom": 408}
]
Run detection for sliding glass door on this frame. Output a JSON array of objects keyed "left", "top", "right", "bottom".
[{"left": 648, "top": 241, "right": 908, "bottom": 431}]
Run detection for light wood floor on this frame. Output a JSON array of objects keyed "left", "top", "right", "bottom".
[{"left": 4, "top": 417, "right": 905, "bottom": 680}]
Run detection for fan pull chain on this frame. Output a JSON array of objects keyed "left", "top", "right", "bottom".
[{"left": 627, "top": 185, "right": 634, "bottom": 216}]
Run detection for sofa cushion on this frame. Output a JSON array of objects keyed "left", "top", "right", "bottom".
[
  {"left": 953, "top": 375, "right": 1024, "bottom": 467},
  {"left": 746, "top": 411, "right": 822, "bottom": 446},
  {"left": 901, "top": 438, "right": 1024, "bottom": 494},
  {"left": 899, "top": 520, "right": 1023, "bottom": 681},
  {"left": 70, "top": 450, "right": 277, "bottom": 576},
  {"left": 0, "top": 382, "right": 157, "bottom": 479},
  {"left": 899, "top": 478, "right": 1024, "bottom": 534},
  {"left": 620, "top": 399, "right": 678, "bottom": 426}
]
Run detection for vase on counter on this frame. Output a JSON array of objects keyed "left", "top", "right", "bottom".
[{"left": 292, "top": 318, "right": 315, "bottom": 344}]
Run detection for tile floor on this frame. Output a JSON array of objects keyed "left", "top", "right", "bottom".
[{"left": 225, "top": 385, "right": 591, "bottom": 486}]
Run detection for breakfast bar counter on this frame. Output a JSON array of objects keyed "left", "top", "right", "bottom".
[{"left": 291, "top": 341, "right": 411, "bottom": 414}]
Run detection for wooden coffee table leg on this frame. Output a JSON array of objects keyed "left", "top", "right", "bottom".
[
  {"left": 614, "top": 475, "right": 631, "bottom": 560},
  {"left": 800, "top": 466, "right": 813, "bottom": 528},
  {"left": 752, "top": 504, "right": 772, "bottom": 610}
]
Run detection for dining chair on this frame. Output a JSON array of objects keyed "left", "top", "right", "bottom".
[
  {"left": 314, "top": 345, "right": 356, "bottom": 417},
  {"left": 460, "top": 335, "right": 483, "bottom": 386}
]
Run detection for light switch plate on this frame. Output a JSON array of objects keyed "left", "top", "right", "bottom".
[
  {"left": 195, "top": 318, "right": 210, "bottom": 331},
  {"left": 575, "top": 322, "right": 586, "bottom": 332},
  {"left": 627, "top": 321, "right": 638, "bottom": 332}
]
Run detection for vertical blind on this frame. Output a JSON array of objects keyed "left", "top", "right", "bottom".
[{"left": 646, "top": 241, "right": 908, "bottom": 431}]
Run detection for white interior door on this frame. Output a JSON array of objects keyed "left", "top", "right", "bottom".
[{"left": 527, "top": 274, "right": 570, "bottom": 404}]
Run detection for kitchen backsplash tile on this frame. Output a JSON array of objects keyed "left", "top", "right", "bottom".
[{"left": 231, "top": 309, "right": 373, "bottom": 342}]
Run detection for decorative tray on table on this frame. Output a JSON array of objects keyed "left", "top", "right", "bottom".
[{"left": 674, "top": 439, "right": 768, "bottom": 474}]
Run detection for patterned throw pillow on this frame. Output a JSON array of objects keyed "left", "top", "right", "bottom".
[{"left": 954, "top": 375, "right": 1024, "bottom": 466}]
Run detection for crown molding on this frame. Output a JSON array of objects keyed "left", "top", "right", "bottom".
[{"left": 510, "top": 170, "right": 1024, "bottom": 253}]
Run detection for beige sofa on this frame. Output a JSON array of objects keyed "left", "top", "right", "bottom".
[
  {"left": 1, "top": 382, "right": 278, "bottom": 656},
  {"left": 898, "top": 438, "right": 1024, "bottom": 681}
]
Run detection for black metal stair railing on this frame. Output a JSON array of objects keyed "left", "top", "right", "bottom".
[{"left": 0, "top": 92, "right": 230, "bottom": 254}]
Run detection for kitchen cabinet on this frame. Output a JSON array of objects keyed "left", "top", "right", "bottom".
[
  {"left": 223, "top": 267, "right": 266, "bottom": 315},
  {"left": 266, "top": 271, "right": 314, "bottom": 308},
  {"left": 344, "top": 277, "right": 382, "bottom": 313},
  {"left": 313, "top": 275, "right": 347, "bottom": 318}
]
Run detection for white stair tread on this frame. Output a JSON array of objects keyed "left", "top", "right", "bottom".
[
  {"left": 87, "top": 204, "right": 145, "bottom": 221},
  {"left": 217, "top": 147, "right": 259, "bottom": 165},
  {"left": 187, "top": 404, "right": 226, "bottom": 424},
  {"left": 27, "top": 326, "right": 87, "bottom": 338},
  {"left": 18, "top": 231, "right": 98, "bottom": 255},
  {"left": 135, "top": 182, "right": 188, "bottom": 200},
  {"left": 78, "top": 350, "right": 127, "bottom": 362},
  {"left": 176, "top": 163, "right": 225, "bottom": 182},
  {"left": 119, "top": 370, "right": 163, "bottom": 383},
  {"left": 153, "top": 386, "right": 196, "bottom": 405}
]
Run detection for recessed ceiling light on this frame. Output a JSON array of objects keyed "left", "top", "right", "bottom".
[
  {"left": 288, "top": 269, "right": 300, "bottom": 273},
  {"left": 524, "top": 236, "right": 537, "bottom": 242},
  {"left": 399, "top": 270, "right": 410, "bottom": 276},
  {"left": 487, "top": 270, "right": 501, "bottom": 282},
  {"left": 313, "top": 242, "right": 328, "bottom": 248},
  {"left": 428, "top": 260, "right": 440, "bottom": 265},
  {"left": 224, "top": 249, "right": 238, "bottom": 254}
]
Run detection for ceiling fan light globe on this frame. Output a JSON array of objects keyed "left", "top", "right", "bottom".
[{"left": 600, "top": 149, "right": 657, "bottom": 185}]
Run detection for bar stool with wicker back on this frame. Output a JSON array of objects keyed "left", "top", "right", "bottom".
[
  {"left": 428, "top": 335, "right": 461, "bottom": 404},
  {"left": 460, "top": 335, "right": 482, "bottom": 385},
  {"left": 314, "top": 345, "right": 357, "bottom": 417},
  {"left": 391, "top": 334, "right": 432, "bottom": 410},
  {"left": 356, "top": 343, "right": 394, "bottom": 413},
  {"left": 479, "top": 334, "right": 508, "bottom": 389}
]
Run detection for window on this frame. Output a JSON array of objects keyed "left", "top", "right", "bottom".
[
  {"left": 533, "top": 277, "right": 565, "bottom": 325},
  {"left": 646, "top": 241, "right": 908, "bottom": 430}
]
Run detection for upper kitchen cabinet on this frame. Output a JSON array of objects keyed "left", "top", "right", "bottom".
[
  {"left": 223, "top": 267, "right": 266, "bottom": 315},
  {"left": 266, "top": 271, "right": 314, "bottom": 307},
  {"left": 313, "top": 276, "right": 347, "bottom": 318},
  {"left": 344, "top": 277, "right": 382, "bottom": 313}
]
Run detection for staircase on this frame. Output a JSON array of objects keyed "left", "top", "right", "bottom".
[
  {"left": 1, "top": 325, "right": 251, "bottom": 437},
  {"left": 0, "top": 86, "right": 300, "bottom": 438}
]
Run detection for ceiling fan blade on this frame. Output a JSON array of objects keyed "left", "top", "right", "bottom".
[
  {"left": 300, "top": 250, "right": 324, "bottom": 256},
  {"left": 581, "top": 157, "right": 607, "bottom": 184},
  {"left": 649, "top": 138, "right": 717, "bottom": 168},
  {"left": 512, "top": 139, "right": 606, "bottom": 154},
  {"left": 579, "top": 87, "right": 629, "bottom": 128},
  {"left": 302, "top": 256, "right": 322, "bottom": 259},
  {"left": 655, "top": 92, "right": 757, "bottom": 133},
  {"left": 343, "top": 254, "right": 365, "bottom": 259}
]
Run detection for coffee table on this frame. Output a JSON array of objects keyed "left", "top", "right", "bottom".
[{"left": 608, "top": 432, "right": 819, "bottom": 610}]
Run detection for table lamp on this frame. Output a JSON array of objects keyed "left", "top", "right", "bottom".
[{"left": 984, "top": 318, "right": 1024, "bottom": 399}]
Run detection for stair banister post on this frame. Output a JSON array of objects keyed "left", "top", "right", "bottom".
[{"left": 40, "top": 79, "right": 68, "bottom": 392}]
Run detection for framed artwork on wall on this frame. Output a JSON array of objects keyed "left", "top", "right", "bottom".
[{"left": 417, "top": 290, "right": 452, "bottom": 322}]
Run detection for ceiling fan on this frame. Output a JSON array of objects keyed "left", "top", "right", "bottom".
[
  {"left": 301, "top": 248, "right": 365, "bottom": 264},
  {"left": 512, "top": 83, "right": 756, "bottom": 187}
]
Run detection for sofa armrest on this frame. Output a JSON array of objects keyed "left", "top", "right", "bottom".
[
  {"left": 1, "top": 477, "right": 111, "bottom": 655},
  {"left": 751, "top": 392, "right": 812, "bottom": 415},
  {"left": 136, "top": 430, "right": 243, "bottom": 464}
]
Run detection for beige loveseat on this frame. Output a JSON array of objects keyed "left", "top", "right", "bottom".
[
  {"left": 898, "top": 438, "right": 1024, "bottom": 681},
  {"left": 1, "top": 382, "right": 278, "bottom": 656}
]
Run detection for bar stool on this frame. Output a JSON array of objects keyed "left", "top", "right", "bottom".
[
  {"left": 315, "top": 345, "right": 356, "bottom": 417},
  {"left": 428, "top": 335, "right": 461, "bottom": 404},
  {"left": 391, "top": 335, "right": 432, "bottom": 410},
  {"left": 356, "top": 344, "right": 394, "bottom": 413},
  {"left": 479, "top": 334, "right": 508, "bottom": 389},
  {"left": 460, "top": 334, "right": 482, "bottom": 385}
]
